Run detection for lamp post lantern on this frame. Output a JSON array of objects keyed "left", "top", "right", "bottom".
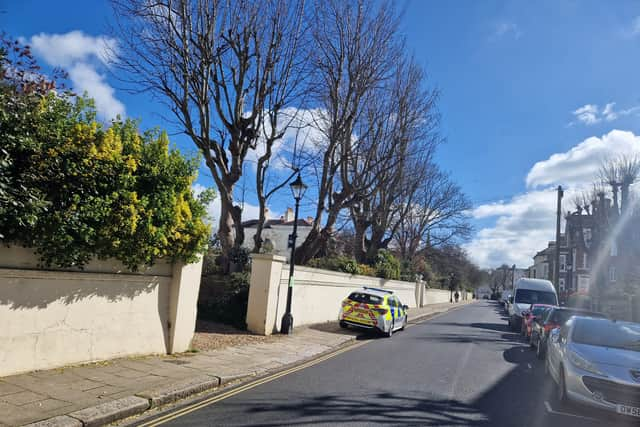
[{"left": 281, "top": 174, "right": 307, "bottom": 335}]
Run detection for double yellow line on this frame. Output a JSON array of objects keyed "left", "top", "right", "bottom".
[
  {"left": 138, "top": 306, "right": 464, "bottom": 426},
  {"left": 137, "top": 340, "right": 368, "bottom": 426}
]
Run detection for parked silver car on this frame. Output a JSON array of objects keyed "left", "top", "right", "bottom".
[{"left": 546, "top": 316, "right": 640, "bottom": 419}]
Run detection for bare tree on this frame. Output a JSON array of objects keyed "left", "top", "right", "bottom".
[
  {"left": 599, "top": 155, "right": 640, "bottom": 213},
  {"left": 294, "top": 0, "right": 402, "bottom": 264},
  {"left": 111, "top": 0, "right": 307, "bottom": 270},
  {"left": 488, "top": 265, "right": 512, "bottom": 297},
  {"left": 349, "top": 57, "right": 441, "bottom": 263},
  {"left": 394, "top": 164, "right": 472, "bottom": 261}
]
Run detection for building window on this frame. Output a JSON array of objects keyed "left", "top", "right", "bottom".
[
  {"left": 583, "top": 253, "right": 588, "bottom": 269},
  {"left": 609, "top": 266, "right": 616, "bottom": 283},
  {"left": 578, "top": 275, "right": 590, "bottom": 292},
  {"left": 559, "top": 278, "right": 565, "bottom": 291},
  {"left": 583, "top": 228, "right": 592, "bottom": 244},
  {"left": 611, "top": 241, "right": 618, "bottom": 257},
  {"left": 560, "top": 255, "right": 566, "bottom": 272},
  {"left": 543, "top": 264, "right": 549, "bottom": 279}
]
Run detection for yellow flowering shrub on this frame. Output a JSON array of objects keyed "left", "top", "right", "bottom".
[{"left": 1, "top": 92, "right": 210, "bottom": 270}]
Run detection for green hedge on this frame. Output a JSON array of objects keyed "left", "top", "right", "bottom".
[
  {"left": 307, "top": 250, "right": 401, "bottom": 280},
  {"left": 0, "top": 89, "right": 210, "bottom": 270}
]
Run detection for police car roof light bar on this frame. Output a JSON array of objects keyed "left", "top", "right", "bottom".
[{"left": 363, "top": 287, "right": 393, "bottom": 294}]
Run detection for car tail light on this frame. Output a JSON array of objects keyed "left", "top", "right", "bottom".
[{"left": 373, "top": 308, "right": 388, "bottom": 315}]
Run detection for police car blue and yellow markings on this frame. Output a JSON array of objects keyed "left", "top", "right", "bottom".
[{"left": 340, "top": 288, "right": 408, "bottom": 332}]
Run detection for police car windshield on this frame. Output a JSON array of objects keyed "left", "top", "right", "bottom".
[{"left": 348, "top": 292, "right": 383, "bottom": 305}]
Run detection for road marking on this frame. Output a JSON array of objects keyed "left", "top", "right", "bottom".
[
  {"left": 137, "top": 304, "right": 473, "bottom": 426},
  {"left": 136, "top": 340, "right": 369, "bottom": 426},
  {"left": 544, "top": 400, "right": 599, "bottom": 421}
]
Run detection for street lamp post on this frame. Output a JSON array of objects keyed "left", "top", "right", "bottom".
[{"left": 281, "top": 174, "right": 307, "bottom": 335}]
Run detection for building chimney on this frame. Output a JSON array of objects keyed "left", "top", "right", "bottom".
[{"left": 285, "top": 207, "right": 294, "bottom": 222}]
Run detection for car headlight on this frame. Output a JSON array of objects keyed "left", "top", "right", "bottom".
[{"left": 568, "top": 350, "right": 605, "bottom": 376}]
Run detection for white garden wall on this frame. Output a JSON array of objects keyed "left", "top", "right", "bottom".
[
  {"left": 0, "top": 246, "right": 203, "bottom": 377},
  {"left": 246, "top": 254, "right": 456, "bottom": 335}
]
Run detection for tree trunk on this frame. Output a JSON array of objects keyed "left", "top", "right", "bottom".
[
  {"left": 296, "top": 206, "right": 341, "bottom": 264},
  {"left": 252, "top": 198, "right": 267, "bottom": 254},
  {"left": 217, "top": 196, "right": 235, "bottom": 274},
  {"left": 353, "top": 219, "right": 368, "bottom": 264}
]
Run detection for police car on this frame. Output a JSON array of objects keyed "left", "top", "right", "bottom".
[{"left": 339, "top": 287, "right": 408, "bottom": 337}]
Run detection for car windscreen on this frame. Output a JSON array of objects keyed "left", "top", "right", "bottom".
[
  {"left": 348, "top": 292, "right": 383, "bottom": 305},
  {"left": 514, "top": 289, "right": 556, "bottom": 305},
  {"left": 572, "top": 318, "right": 640, "bottom": 351},
  {"left": 552, "top": 310, "right": 604, "bottom": 324},
  {"left": 531, "top": 306, "right": 548, "bottom": 317}
]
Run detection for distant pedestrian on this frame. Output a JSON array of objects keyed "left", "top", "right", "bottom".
[{"left": 454, "top": 291, "right": 460, "bottom": 303}]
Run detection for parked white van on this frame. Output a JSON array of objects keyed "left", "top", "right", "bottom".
[{"left": 508, "top": 278, "right": 557, "bottom": 331}]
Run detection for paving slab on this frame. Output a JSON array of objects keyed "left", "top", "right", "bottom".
[
  {"left": 0, "top": 381, "right": 24, "bottom": 397},
  {"left": 0, "top": 390, "right": 47, "bottom": 406}
]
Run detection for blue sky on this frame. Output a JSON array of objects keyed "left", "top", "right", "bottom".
[{"left": 4, "top": 0, "right": 640, "bottom": 268}]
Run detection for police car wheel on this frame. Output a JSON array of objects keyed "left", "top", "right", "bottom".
[
  {"left": 386, "top": 320, "right": 394, "bottom": 338},
  {"left": 339, "top": 321, "right": 348, "bottom": 329}
]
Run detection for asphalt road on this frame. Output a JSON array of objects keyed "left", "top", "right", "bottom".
[{"left": 150, "top": 301, "right": 637, "bottom": 426}]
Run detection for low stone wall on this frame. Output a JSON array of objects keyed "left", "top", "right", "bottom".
[
  {"left": 246, "top": 254, "right": 454, "bottom": 335},
  {"left": 0, "top": 246, "right": 203, "bottom": 377}
]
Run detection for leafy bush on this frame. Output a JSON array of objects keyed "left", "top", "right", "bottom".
[
  {"left": 0, "top": 90, "right": 210, "bottom": 269},
  {"left": 358, "top": 263, "right": 377, "bottom": 277},
  {"left": 198, "top": 272, "right": 249, "bottom": 328},
  {"left": 307, "top": 256, "right": 367, "bottom": 275},
  {"left": 374, "top": 249, "right": 401, "bottom": 280}
]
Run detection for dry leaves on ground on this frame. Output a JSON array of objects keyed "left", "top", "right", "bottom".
[{"left": 191, "top": 319, "right": 282, "bottom": 352}]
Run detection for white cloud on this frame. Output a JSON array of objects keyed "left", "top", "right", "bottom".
[
  {"left": 29, "top": 31, "right": 115, "bottom": 68},
  {"left": 247, "top": 108, "right": 328, "bottom": 171},
  {"left": 25, "top": 31, "right": 124, "bottom": 121},
  {"left": 624, "top": 16, "right": 640, "bottom": 38},
  {"left": 490, "top": 22, "right": 522, "bottom": 41},
  {"left": 465, "top": 130, "right": 640, "bottom": 268},
  {"left": 192, "top": 183, "right": 269, "bottom": 231},
  {"left": 67, "top": 63, "right": 125, "bottom": 121},
  {"left": 570, "top": 102, "right": 640, "bottom": 126},
  {"left": 572, "top": 104, "right": 600, "bottom": 125},
  {"left": 526, "top": 130, "right": 640, "bottom": 188}
]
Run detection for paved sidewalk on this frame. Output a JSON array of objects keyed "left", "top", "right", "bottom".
[{"left": 0, "top": 300, "right": 472, "bottom": 426}]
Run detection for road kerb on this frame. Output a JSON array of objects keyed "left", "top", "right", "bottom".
[
  {"left": 135, "top": 375, "right": 222, "bottom": 408},
  {"left": 23, "top": 301, "right": 474, "bottom": 427},
  {"left": 66, "top": 396, "right": 150, "bottom": 427},
  {"left": 23, "top": 416, "right": 83, "bottom": 427}
]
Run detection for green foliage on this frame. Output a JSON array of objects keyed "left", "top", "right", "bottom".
[
  {"left": 198, "top": 272, "right": 249, "bottom": 328},
  {"left": 307, "top": 256, "right": 368, "bottom": 276},
  {"left": 357, "top": 263, "right": 377, "bottom": 277},
  {"left": 0, "top": 89, "right": 210, "bottom": 269},
  {"left": 374, "top": 249, "right": 401, "bottom": 280}
]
